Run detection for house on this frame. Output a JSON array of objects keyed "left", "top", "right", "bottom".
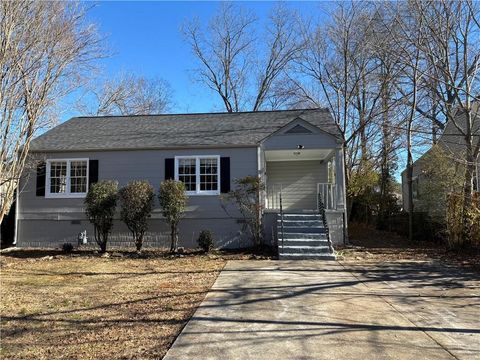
[
  {"left": 401, "top": 105, "right": 480, "bottom": 216},
  {"left": 15, "top": 108, "right": 347, "bottom": 258}
]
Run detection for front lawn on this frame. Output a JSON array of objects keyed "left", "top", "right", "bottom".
[{"left": 0, "top": 252, "right": 226, "bottom": 359}]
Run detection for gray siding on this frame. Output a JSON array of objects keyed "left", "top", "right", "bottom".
[
  {"left": 18, "top": 147, "right": 258, "bottom": 248},
  {"left": 266, "top": 160, "right": 327, "bottom": 210}
]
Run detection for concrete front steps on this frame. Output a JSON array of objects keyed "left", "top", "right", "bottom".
[{"left": 277, "top": 213, "right": 336, "bottom": 260}]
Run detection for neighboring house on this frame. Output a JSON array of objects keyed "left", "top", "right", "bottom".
[
  {"left": 401, "top": 105, "right": 480, "bottom": 215},
  {"left": 15, "top": 109, "right": 347, "bottom": 256}
]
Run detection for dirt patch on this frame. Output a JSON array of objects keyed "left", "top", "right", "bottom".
[
  {"left": 337, "top": 222, "right": 480, "bottom": 270},
  {"left": 0, "top": 254, "right": 226, "bottom": 359}
]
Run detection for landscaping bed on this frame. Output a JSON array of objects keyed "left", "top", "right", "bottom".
[{"left": 0, "top": 251, "right": 227, "bottom": 359}]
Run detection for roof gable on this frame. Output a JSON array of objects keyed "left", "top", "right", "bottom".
[{"left": 285, "top": 124, "right": 313, "bottom": 134}]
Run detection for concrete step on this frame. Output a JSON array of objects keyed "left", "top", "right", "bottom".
[
  {"left": 282, "top": 227, "right": 327, "bottom": 234},
  {"left": 279, "top": 245, "right": 332, "bottom": 254},
  {"left": 277, "top": 219, "right": 324, "bottom": 227},
  {"left": 279, "top": 253, "right": 336, "bottom": 260},
  {"left": 278, "top": 237, "right": 328, "bottom": 246},
  {"left": 280, "top": 239, "right": 329, "bottom": 247},
  {"left": 281, "top": 233, "right": 328, "bottom": 240},
  {"left": 279, "top": 214, "right": 322, "bottom": 221}
]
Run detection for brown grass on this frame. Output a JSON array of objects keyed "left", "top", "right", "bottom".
[{"left": 0, "top": 252, "right": 226, "bottom": 359}]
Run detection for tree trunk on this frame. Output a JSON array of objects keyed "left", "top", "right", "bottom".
[
  {"left": 406, "top": 85, "right": 416, "bottom": 243},
  {"left": 100, "top": 234, "right": 107, "bottom": 253},
  {"left": 175, "top": 227, "right": 179, "bottom": 251},
  {"left": 378, "top": 70, "right": 391, "bottom": 230},
  {"left": 461, "top": 145, "right": 475, "bottom": 246},
  {"left": 406, "top": 142, "right": 414, "bottom": 243},
  {"left": 136, "top": 233, "right": 143, "bottom": 252},
  {"left": 170, "top": 224, "right": 176, "bottom": 253}
]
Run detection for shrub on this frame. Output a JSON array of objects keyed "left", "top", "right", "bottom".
[
  {"left": 446, "top": 192, "right": 480, "bottom": 248},
  {"left": 85, "top": 180, "right": 118, "bottom": 253},
  {"left": 62, "top": 243, "right": 74, "bottom": 253},
  {"left": 119, "top": 180, "right": 155, "bottom": 252},
  {"left": 198, "top": 230, "right": 214, "bottom": 252},
  {"left": 222, "top": 176, "right": 264, "bottom": 248},
  {"left": 158, "top": 179, "right": 187, "bottom": 253}
]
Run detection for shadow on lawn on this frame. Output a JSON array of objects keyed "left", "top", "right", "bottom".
[{"left": 4, "top": 262, "right": 479, "bottom": 339}]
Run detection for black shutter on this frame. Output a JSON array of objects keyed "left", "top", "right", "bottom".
[
  {"left": 165, "top": 158, "right": 174, "bottom": 180},
  {"left": 36, "top": 162, "right": 46, "bottom": 197},
  {"left": 88, "top": 160, "right": 99, "bottom": 187},
  {"left": 220, "top": 157, "right": 230, "bottom": 193}
]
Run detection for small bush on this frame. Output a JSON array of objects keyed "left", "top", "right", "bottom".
[
  {"left": 446, "top": 192, "right": 480, "bottom": 248},
  {"left": 119, "top": 180, "right": 155, "bottom": 252},
  {"left": 158, "top": 180, "right": 187, "bottom": 253},
  {"left": 198, "top": 230, "right": 214, "bottom": 252},
  {"left": 62, "top": 243, "right": 74, "bottom": 253},
  {"left": 85, "top": 180, "right": 118, "bottom": 253}
]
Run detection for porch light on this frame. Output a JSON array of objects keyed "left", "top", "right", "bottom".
[{"left": 297, "top": 145, "right": 304, "bottom": 149}]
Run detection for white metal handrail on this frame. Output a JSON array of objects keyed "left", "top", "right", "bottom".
[
  {"left": 317, "top": 183, "right": 337, "bottom": 210},
  {"left": 266, "top": 183, "right": 337, "bottom": 211},
  {"left": 266, "top": 183, "right": 283, "bottom": 209}
]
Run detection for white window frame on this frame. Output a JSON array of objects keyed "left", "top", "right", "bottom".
[
  {"left": 45, "top": 158, "right": 89, "bottom": 198},
  {"left": 174, "top": 155, "right": 221, "bottom": 196}
]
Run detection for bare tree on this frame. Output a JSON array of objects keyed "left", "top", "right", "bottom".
[
  {"left": 0, "top": 1, "right": 103, "bottom": 224},
  {"left": 77, "top": 74, "right": 173, "bottom": 116},
  {"left": 183, "top": 3, "right": 303, "bottom": 112},
  {"left": 295, "top": 2, "right": 387, "bottom": 191},
  {"left": 417, "top": 0, "right": 480, "bottom": 244},
  {"left": 397, "top": 0, "right": 480, "bottom": 243}
]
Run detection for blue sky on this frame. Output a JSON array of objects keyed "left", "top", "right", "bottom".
[
  {"left": 66, "top": 1, "right": 325, "bottom": 119},
  {"left": 63, "top": 2, "right": 408, "bottom": 178}
]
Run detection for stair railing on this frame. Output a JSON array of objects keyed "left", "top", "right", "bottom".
[
  {"left": 317, "top": 192, "right": 333, "bottom": 254},
  {"left": 279, "top": 190, "right": 284, "bottom": 252}
]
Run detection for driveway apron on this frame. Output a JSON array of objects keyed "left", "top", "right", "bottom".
[{"left": 164, "top": 260, "right": 480, "bottom": 360}]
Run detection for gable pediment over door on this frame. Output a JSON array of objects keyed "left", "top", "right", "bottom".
[{"left": 284, "top": 124, "right": 314, "bottom": 134}]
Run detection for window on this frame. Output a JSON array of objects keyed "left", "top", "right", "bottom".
[
  {"left": 49, "top": 161, "right": 67, "bottom": 194},
  {"left": 46, "top": 159, "right": 89, "bottom": 198},
  {"left": 177, "top": 158, "right": 196, "bottom": 192},
  {"left": 175, "top": 156, "right": 220, "bottom": 195}
]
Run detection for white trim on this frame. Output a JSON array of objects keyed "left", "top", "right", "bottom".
[
  {"left": 45, "top": 158, "right": 89, "bottom": 199},
  {"left": 174, "top": 155, "right": 221, "bottom": 196}
]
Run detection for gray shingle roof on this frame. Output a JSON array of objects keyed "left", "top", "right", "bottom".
[{"left": 30, "top": 108, "right": 341, "bottom": 152}]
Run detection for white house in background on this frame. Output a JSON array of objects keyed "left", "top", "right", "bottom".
[{"left": 16, "top": 108, "right": 347, "bottom": 259}]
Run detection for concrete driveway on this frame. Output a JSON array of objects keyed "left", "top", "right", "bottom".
[{"left": 164, "top": 260, "right": 480, "bottom": 360}]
